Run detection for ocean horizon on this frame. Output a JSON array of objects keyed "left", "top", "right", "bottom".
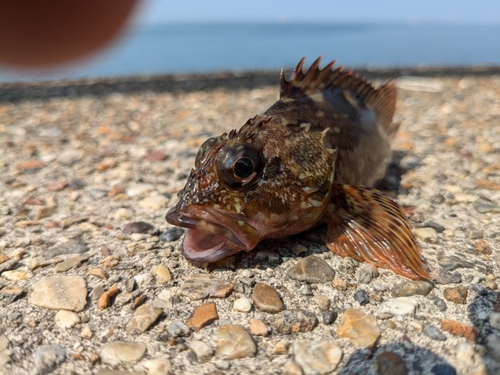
[{"left": 1, "top": 22, "right": 500, "bottom": 83}]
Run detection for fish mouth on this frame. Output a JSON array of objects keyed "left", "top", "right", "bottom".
[{"left": 165, "top": 204, "right": 260, "bottom": 263}]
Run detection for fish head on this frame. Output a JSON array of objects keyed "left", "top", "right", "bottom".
[{"left": 166, "top": 115, "right": 337, "bottom": 262}]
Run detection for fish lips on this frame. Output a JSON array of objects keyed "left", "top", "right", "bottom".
[{"left": 165, "top": 204, "right": 259, "bottom": 263}]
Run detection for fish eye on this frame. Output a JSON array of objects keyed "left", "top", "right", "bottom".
[{"left": 216, "top": 144, "right": 263, "bottom": 190}]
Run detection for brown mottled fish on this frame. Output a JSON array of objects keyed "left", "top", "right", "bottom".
[{"left": 166, "top": 56, "right": 430, "bottom": 280}]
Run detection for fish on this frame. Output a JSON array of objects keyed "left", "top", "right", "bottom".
[{"left": 166, "top": 56, "right": 430, "bottom": 280}]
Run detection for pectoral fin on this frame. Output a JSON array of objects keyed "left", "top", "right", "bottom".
[{"left": 323, "top": 184, "right": 430, "bottom": 280}]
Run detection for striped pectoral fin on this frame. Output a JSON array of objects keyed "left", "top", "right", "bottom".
[{"left": 323, "top": 184, "right": 431, "bottom": 280}]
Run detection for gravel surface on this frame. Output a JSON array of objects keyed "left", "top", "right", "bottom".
[{"left": 0, "top": 68, "right": 499, "bottom": 375}]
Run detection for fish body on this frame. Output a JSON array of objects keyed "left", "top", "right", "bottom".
[{"left": 166, "top": 57, "right": 430, "bottom": 280}]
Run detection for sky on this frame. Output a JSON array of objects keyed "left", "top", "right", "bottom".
[{"left": 134, "top": 0, "right": 500, "bottom": 25}]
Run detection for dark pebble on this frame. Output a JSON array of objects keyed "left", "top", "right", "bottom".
[
  {"left": 429, "top": 296, "right": 447, "bottom": 312},
  {"left": 123, "top": 221, "right": 155, "bottom": 234},
  {"left": 431, "top": 364, "right": 457, "bottom": 375},
  {"left": 45, "top": 241, "right": 89, "bottom": 257},
  {"left": 376, "top": 351, "right": 408, "bottom": 375},
  {"left": 287, "top": 256, "right": 335, "bottom": 283},
  {"left": 354, "top": 289, "right": 369, "bottom": 306},
  {"left": 68, "top": 179, "right": 87, "bottom": 189},
  {"left": 322, "top": 310, "right": 338, "bottom": 325},
  {"left": 159, "top": 227, "right": 185, "bottom": 242},
  {"left": 423, "top": 221, "right": 445, "bottom": 233},
  {"left": 430, "top": 194, "right": 445, "bottom": 205},
  {"left": 437, "top": 255, "right": 474, "bottom": 271},
  {"left": 423, "top": 325, "right": 447, "bottom": 341}
]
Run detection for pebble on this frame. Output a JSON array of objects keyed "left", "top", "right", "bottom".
[
  {"left": 249, "top": 318, "right": 269, "bottom": 336},
  {"left": 112, "top": 207, "right": 134, "bottom": 219},
  {"left": 0, "top": 335, "right": 9, "bottom": 351},
  {"left": 31, "top": 345, "right": 66, "bottom": 375},
  {"left": 292, "top": 341, "right": 343, "bottom": 375},
  {"left": 441, "top": 319, "right": 479, "bottom": 342},
  {"left": 337, "top": 308, "right": 381, "bottom": 348},
  {"left": 466, "top": 228, "right": 483, "bottom": 239},
  {"left": 159, "top": 227, "right": 184, "bottom": 242},
  {"left": 189, "top": 340, "right": 213, "bottom": 363},
  {"left": 287, "top": 256, "right": 335, "bottom": 283},
  {"left": 391, "top": 280, "right": 434, "bottom": 297},
  {"left": 80, "top": 327, "right": 93, "bottom": 339},
  {"left": 490, "top": 312, "right": 500, "bottom": 330},
  {"left": 29, "top": 276, "right": 87, "bottom": 312},
  {"left": 381, "top": 297, "right": 418, "bottom": 316},
  {"left": 252, "top": 282, "right": 283, "bottom": 313},
  {"left": 423, "top": 325, "right": 447, "bottom": 341},
  {"left": 430, "top": 364, "right": 457, "bottom": 375},
  {"left": 185, "top": 302, "right": 219, "bottom": 332},
  {"left": 322, "top": 311, "right": 338, "bottom": 325},
  {"left": 353, "top": 289, "right": 369, "bottom": 306},
  {"left": 44, "top": 241, "right": 88, "bottom": 257},
  {"left": 437, "top": 255, "right": 474, "bottom": 271},
  {"left": 98, "top": 284, "right": 119, "bottom": 310},
  {"left": 233, "top": 296, "right": 252, "bottom": 313},
  {"left": 215, "top": 324, "right": 257, "bottom": 359},
  {"left": 55, "top": 310, "right": 80, "bottom": 329},
  {"left": 143, "top": 358, "right": 172, "bottom": 375},
  {"left": 414, "top": 227, "right": 438, "bottom": 243},
  {"left": 2, "top": 270, "right": 32, "bottom": 281},
  {"left": 443, "top": 286, "right": 468, "bottom": 304},
  {"left": 123, "top": 221, "right": 155, "bottom": 234},
  {"left": 54, "top": 253, "right": 91, "bottom": 273},
  {"left": 429, "top": 296, "right": 447, "bottom": 311},
  {"left": 272, "top": 341, "right": 289, "bottom": 355},
  {"left": 356, "top": 263, "right": 379, "bottom": 284},
  {"left": 126, "top": 183, "right": 155, "bottom": 197},
  {"left": 332, "top": 278, "right": 348, "bottom": 291},
  {"left": 125, "top": 303, "right": 162, "bottom": 334},
  {"left": 455, "top": 342, "right": 476, "bottom": 366},
  {"left": 274, "top": 310, "right": 318, "bottom": 334},
  {"left": 214, "top": 359, "right": 231, "bottom": 370},
  {"left": 423, "top": 221, "right": 446, "bottom": 233},
  {"left": 473, "top": 201, "right": 500, "bottom": 214},
  {"left": 299, "top": 284, "right": 313, "bottom": 296},
  {"left": 375, "top": 351, "right": 408, "bottom": 375},
  {"left": 139, "top": 194, "right": 169, "bottom": 210},
  {"left": 312, "top": 295, "right": 330, "bottom": 311},
  {"left": 167, "top": 320, "right": 191, "bottom": 338},
  {"left": 179, "top": 274, "right": 234, "bottom": 300},
  {"left": 151, "top": 265, "right": 172, "bottom": 284},
  {"left": 100, "top": 341, "right": 147, "bottom": 366},
  {"left": 485, "top": 333, "right": 500, "bottom": 362},
  {"left": 283, "top": 362, "right": 303, "bottom": 375}
]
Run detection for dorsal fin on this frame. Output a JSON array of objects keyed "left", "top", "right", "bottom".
[{"left": 280, "top": 56, "right": 398, "bottom": 136}]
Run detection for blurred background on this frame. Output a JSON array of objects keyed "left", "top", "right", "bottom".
[{"left": 1, "top": 0, "right": 500, "bottom": 83}]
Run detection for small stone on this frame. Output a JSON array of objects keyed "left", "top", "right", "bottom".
[
  {"left": 429, "top": 296, "right": 447, "bottom": 311},
  {"left": 391, "top": 280, "right": 434, "bottom": 297},
  {"left": 159, "top": 227, "right": 184, "bottom": 242},
  {"left": 2, "top": 270, "right": 32, "bottom": 281},
  {"left": 18, "top": 160, "right": 45, "bottom": 170},
  {"left": 323, "top": 311, "right": 338, "bottom": 325},
  {"left": 423, "top": 325, "right": 447, "bottom": 341},
  {"left": 287, "top": 256, "right": 335, "bottom": 283},
  {"left": 441, "top": 319, "right": 479, "bottom": 342},
  {"left": 274, "top": 310, "right": 318, "bottom": 334},
  {"left": 179, "top": 274, "right": 233, "bottom": 300},
  {"left": 214, "top": 360, "right": 231, "bottom": 370},
  {"left": 233, "top": 296, "right": 252, "bottom": 313},
  {"left": 55, "top": 310, "right": 80, "bottom": 329},
  {"left": 123, "top": 221, "right": 155, "bottom": 234},
  {"left": 293, "top": 341, "right": 342, "bottom": 375},
  {"left": 54, "top": 253, "right": 91, "bottom": 273},
  {"left": 332, "top": 279, "right": 347, "bottom": 291},
  {"left": 143, "top": 358, "right": 172, "bottom": 375},
  {"left": 422, "top": 221, "right": 446, "bottom": 233},
  {"left": 272, "top": 341, "right": 289, "bottom": 355},
  {"left": 186, "top": 302, "right": 219, "bottom": 332},
  {"left": 485, "top": 334, "right": 500, "bottom": 363},
  {"left": 46, "top": 181, "right": 68, "bottom": 192},
  {"left": 29, "top": 276, "right": 87, "bottom": 312},
  {"left": 215, "top": 324, "right": 257, "bottom": 359},
  {"left": 100, "top": 341, "right": 146, "bottom": 366},
  {"left": 32, "top": 345, "right": 66, "bottom": 375},
  {"left": 189, "top": 341, "right": 213, "bottom": 363},
  {"left": 131, "top": 294, "right": 147, "bottom": 310},
  {"left": 254, "top": 249, "right": 280, "bottom": 264},
  {"left": 437, "top": 255, "right": 474, "bottom": 271},
  {"left": 87, "top": 268, "right": 107, "bottom": 279},
  {"left": 125, "top": 304, "right": 162, "bottom": 334},
  {"left": 0, "top": 335, "right": 9, "bottom": 351},
  {"left": 376, "top": 351, "right": 408, "bottom": 375},
  {"left": 249, "top": 318, "right": 269, "bottom": 336},
  {"left": 443, "top": 286, "right": 468, "bottom": 304},
  {"left": 35, "top": 206, "right": 56, "bottom": 220},
  {"left": 474, "top": 201, "right": 500, "bottom": 213},
  {"left": 430, "top": 364, "right": 457, "bottom": 375},
  {"left": 91, "top": 284, "right": 106, "bottom": 301},
  {"left": 126, "top": 183, "right": 155, "bottom": 197},
  {"left": 475, "top": 239, "right": 492, "bottom": 255},
  {"left": 139, "top": 195, "right": 169, "bottom": 210},
  {"left": 167, "top": 320, "right": 191, "bottom": 338},
  {"left": 414, "top": 227, "right": 438, "bottom": 243},
  {"left": 353, "top": 289, "right": 369, "bottom": 306},
  {"left": 299, "top": 284, "right": 313, "bottom": 296},
  {"left": 0, "top": 286, "right": 22, "bottom": 305},
  {"left": 80, "top": 327, "right": 93, "bottom": 339},
  {"left": 490, "top": 312, "right": 500, "bottom": 330},
  {"left": 357, "top": 264, "right": 379, "bottom": 284},
  {"left": 284, "top": 362, "right": 303, "bottom": 375},
  {"left": 151, "top": 265, "right": 172, "bottom": 284},
  {"left": 312, "top": 295, "right": 330, "bottom": 311},
  {"left": 98, "top": 284, "right": 119, "bottom": 310},
  {"left": 467, "top": 229, "right": 483, "bottom": 239},
  {"left": 482, "top": 280, "right": 498, "bottom": 290},
  {"left": 252, "top": 283, "right": 283, "bottom": 313},
  {"left": 381, "top": 297, "right": 418, "bottom": 316},
  {"left": 337, "top": 308, "right": 381, "bottom": 349},
  {"left": 455, "top": 342, "right": 476, "bottom": 366},
  {"left": 145, "top": 150, "right": 169, "bottom": 161}
]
